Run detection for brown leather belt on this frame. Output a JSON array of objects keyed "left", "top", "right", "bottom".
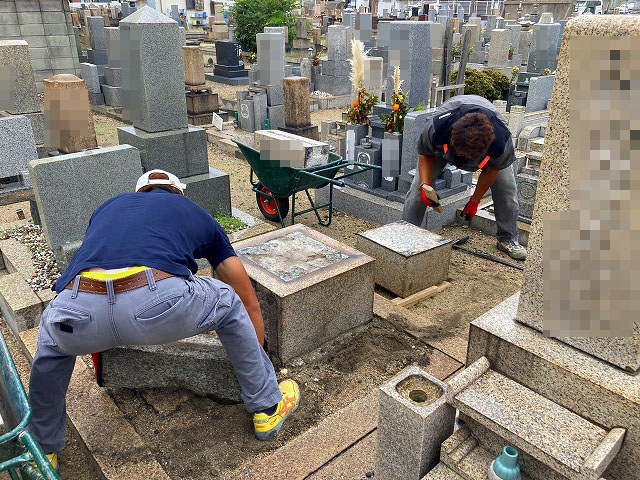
[{"left": 65, "top": 268, "right": 175, "bottom": 294}]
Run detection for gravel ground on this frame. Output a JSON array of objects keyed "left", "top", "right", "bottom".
[{"left": 0, "top": 224, "right": 60, "bottom": 291}]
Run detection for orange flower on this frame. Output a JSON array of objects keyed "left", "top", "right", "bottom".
[
  {"left": 393, "top": 103, "right": 400, "bottom": 111},
  {"left": 353, "top": 99, "right": 359, "bottom": 107}
]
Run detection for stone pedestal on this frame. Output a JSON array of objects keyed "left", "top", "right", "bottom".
[
  {"left": 186, "top": 91, "right": 219, "bottom": 115},
  {"left": 356, "top": 221, "right": 451, "bottom": 297},
  {"left": 208, "top": 41, "right": 248, "bottom": 85},
  {"left": 0, "top": 41, "right": 40, "bottom": 115},
  {"left": 377, "top": 365, "right": 456, "bottom": 480},
  {"left": 181, "top": 167, "right": 231, "bottom": 216},
  {"left": 235, "top": 224, "right": 374, "bottom": 363},
  {"left": 283, "top": 77, "right": 311, "bottom": 128},
  {"left": 182, "top": 45, "right": 206, "bottom": 86},
  {"left": 117, "top": 125, "right": 208, "bottom": 179},
  {"left": 43, "top": 74, "right": 97, "bottom": 154}
]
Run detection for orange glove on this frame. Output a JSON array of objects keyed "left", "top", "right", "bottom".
[{"left": 460, "top": 199, "right": 480, "bottom": 221}]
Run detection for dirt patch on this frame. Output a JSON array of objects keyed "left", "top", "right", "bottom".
[{"left": 108, "top": 318, "right": 461, "bottom": 479}]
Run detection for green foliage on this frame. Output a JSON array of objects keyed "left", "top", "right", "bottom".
[
  {"left": 214, "top": 211, "right": 248, "bottom": 233},
  {"left": 232, "top": 0, "right": 297, "bottom": 52},
  {"left": 346, "top": 88, "right": 378, "bottom": 124},
  {"left": 450, "top": 68, "right": 510, "bottom": 102}
]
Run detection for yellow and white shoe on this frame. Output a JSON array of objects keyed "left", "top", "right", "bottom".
[
  {"left": 29, "top": 452, "right": 59, "bottom": 474},
  {"left": 253, "top": 379, "right": 300, "bottom": 441}
]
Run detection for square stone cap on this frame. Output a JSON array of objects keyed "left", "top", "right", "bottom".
[
  {"left": 358, "top": 221, "right": 452, "bottom": 257},
  {"left": 379, "top": 364, "right": 449, "bottom": 415},
  {"left": 120, "top": 5, "right": 177, "bottom": 25},
  {"left": 233, "top": 223, "right": 374, "bottom": 297}
]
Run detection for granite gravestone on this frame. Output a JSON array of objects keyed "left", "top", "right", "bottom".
[
  {"left": 117, "top": 6, "right": 231, "bottom": 216},
  {"left": 314, "top": 25, "right": 353, "bottom": 95},
  {"left": 0, "top": 116, "right": 37, "bottom": 188},
  {"left": 528, "top": 21, "right": 562, "bottom": 73},
  {"left": 209, "top": 41, "right": 248, "bottom": 85},
  {"left": 525, "top": 74, "right": 555, "bottom": 112},
  {"left": 386, "top": 21, "right": 432, "bottom": 108}
]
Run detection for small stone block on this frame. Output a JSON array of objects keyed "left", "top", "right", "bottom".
[
  {"left": 0, "top": 115, "right": 37, "bottom": 180},
  {"left": 235, "top": 224, "right": 374, "bottom": 363},
  {"left": 88, "top": 91, "right": 105, "bottom": 105},
  {"left": 186, "top": 91, "right": 219, "bottom": 115},
  {"left": 101, "top": 84, "right": 121, "bottom": 106},
  {"left": 377, "top": 365, "right": 456, "bottom": 480},
  {"left": 357, "top": 221, "right": 452, "bottom": 297},
  {"left": 266, "top": 105, "right": 285, "bottom": 129}
]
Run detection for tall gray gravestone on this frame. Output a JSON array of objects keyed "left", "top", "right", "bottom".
[
  {"left": 314, "top": 25, "right": 353, "bottom": 95},
  {"left": 528, "top": 20, "right": 562, "bottom": 73},
  {"left": 256, "top": 32, "right": 285, "bottom": 87},
  {"left": 87, "top": 16, "right": 108, "bottom": 69},
  {"left": 387, "top": 21, "right": 432, "bottom": 108},
  {"left": 117, "top": 6, "right": 231, "bottom": 216}
]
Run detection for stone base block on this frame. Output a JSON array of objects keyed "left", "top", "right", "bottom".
[
  {"left": 250, "top": 85, "right": 284, "bottom": 107},
  {"left": 188, "top": 113, "right": 215, "bottom": 126},
  {"left": 101, "top": 84, "right": 121, "bottom": 107},
  {"left": 0, "top": 111, "right": 44, "bottom": 151},
  {"left": 88, "top": 91, "right": 105, "bottom": 105},
  {"left": 0, "top": 273, "right": 45, "bottom": 336},
  {"left": 316, "top": 184, "right": 474, "bottom": 232},
  {"left": 204, "top": 73, "right": 249, "bottom": 86},
  {"left": 279, "top": 124, "right": 319, "bottom": 141},
  {"left": 456, "top": 204, "right": 530, "bottom": 246},
  {"left": 377, "top": 365, "right": 456, "bottom": 480},
  {"left": 100, "top": 334, "right": 241, "bottom": 401},
  {"left": 104, "top": 67, "right": 121, "bottom": 87},
  {"left": 357, "top": 221, "right": 452, "bottom": 298},
  {"left": 182, "top": 166, "right": 231, "bottom": 216},
  {"left": 266, "top": 105, "right": 285, "bottom": 129},
  {"left": 117, "top": 125, "right": 209, "bottom": 178},
  {"left": 313, "top": 74, "right": 352, "bottom": 96},
  {"left": 186, "top": 91, "right": 219, "bottom": 115},
  {"left": 235, "top": 224, "right": 374, "bottom": 363}
]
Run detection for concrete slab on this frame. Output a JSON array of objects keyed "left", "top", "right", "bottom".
[
  {"left": 18, "top": 328, "right": 171, "bottom": 480},
  {"left": 233, "top": 391, "right": 378, "bottom": 479},
  {"left": 307, "top": 430, "right": 377, "bottom": 479}
]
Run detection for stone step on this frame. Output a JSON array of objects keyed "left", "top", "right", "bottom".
[
  {"left": 526, "top": 150, "right": 543, "bottom": 169},
  {"left": 440, "top": 426, "right": 533, "bottom": 480},
  {"left": 453, "top": 368, "right": 625, "bottom": 480},
  {"left": 421, "top": 462, "right": 465, "bottom": 479}
]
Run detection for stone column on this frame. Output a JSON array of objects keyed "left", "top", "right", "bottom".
[
  {"left": 0, "top": 40, "right": 40, "bottom": 115},
  {"left": 43, "top": 74, "right": 97, "bottom": 154},
  {"left": 283, "top": 77, "right": 310, "bottom": 128},
  {"left": 487, "top": 29, "right": 510, "bottom": 68},
  {"left": 182, "top": 46, "right": 205, "bottom": 86}
]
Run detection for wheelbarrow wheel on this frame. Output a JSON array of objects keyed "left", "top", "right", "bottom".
[{"left": 256, "top": 183, "right": 289, "bottom": 222}]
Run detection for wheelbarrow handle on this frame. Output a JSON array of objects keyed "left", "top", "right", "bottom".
[
  {"left": 298, "top": 170, "right": 345, "bottom": 187},
  {"left": 351, "top": 162, "right": 382, "bottom": 169}
]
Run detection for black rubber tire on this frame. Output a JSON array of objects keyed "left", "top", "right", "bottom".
[{"left": 255, "top": 183, "right": 290, "bottom": 222}]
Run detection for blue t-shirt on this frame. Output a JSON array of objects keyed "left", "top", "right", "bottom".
[{"left": 53, "top": 190, "right": 236, "bottom": 293}]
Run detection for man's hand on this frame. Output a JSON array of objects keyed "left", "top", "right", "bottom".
[
  {"left": 460, "top": 199, "right": 480, "bottom": 221},
  {"left": 420, "top": 183, "right": 443, "bottom": 213},
  {"left": 215, "top": 256, "right": 265, "bottom": 346}
]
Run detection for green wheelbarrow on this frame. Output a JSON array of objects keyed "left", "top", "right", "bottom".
[
  {"left": 236, "top": 142, "right": 381, "bottom": 228},
  {"left": 0, "top": 329, "right": 60, "bottom": 480}
]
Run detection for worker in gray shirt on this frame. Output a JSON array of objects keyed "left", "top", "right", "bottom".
[{"left": 402, "top": 95, "right": 526, "bottom": 260}]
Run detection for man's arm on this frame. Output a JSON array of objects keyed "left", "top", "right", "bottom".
[
  {"left": 471, "top": 166, "right": 499, "bottom": 203},
  {"left": 215, "top": 256, "right": 265, "bottom": 346},
  {"left": 417, "top": 154, "right": 436, "bottom": 185}
]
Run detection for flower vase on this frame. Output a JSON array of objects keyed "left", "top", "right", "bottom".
[{"left": 488, "top": 446, "right": 521, "bottom": 480}]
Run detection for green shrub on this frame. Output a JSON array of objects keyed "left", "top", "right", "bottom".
[
  {"left": 450, "top": 68, "right": 510, "bottom": 102},
  {"left": 232, "top": 0, "right": 297, "bottom": 53}
]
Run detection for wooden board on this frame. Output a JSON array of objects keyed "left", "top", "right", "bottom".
[{"left": 391, "top": 281, "right": 451, "bottom": 308}]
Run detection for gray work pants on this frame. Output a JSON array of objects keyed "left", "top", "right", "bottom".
[
  {"left": 29, "top": 271, "right": 282, "bottom": 453},
  {"left": 401, "top": 157, "right": 520, "bottom": 242}
]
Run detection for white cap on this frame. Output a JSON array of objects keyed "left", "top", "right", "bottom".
[{"left": 135, "top": 169, "right": 187, "bottom": 194}]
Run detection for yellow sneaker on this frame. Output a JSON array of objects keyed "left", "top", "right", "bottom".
[
  {"left": 29, "top": 452, "right": 59, "bottom": 473},
  {"left": 253, "top": 379, "right": 300, "bottom": 441}
]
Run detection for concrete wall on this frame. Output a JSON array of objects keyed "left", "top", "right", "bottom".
[
  {"left": 0, "top": 0, "right": 80, "bottom": 92},
  {"left": 503, "top": 0, "right": 575, "bottom": 20}
]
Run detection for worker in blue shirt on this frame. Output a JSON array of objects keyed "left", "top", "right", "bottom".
[{"left": 29, "top": 170, "right": 300, "bottom": 469}]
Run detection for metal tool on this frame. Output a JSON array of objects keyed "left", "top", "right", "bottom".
[{"left": 452, "top": 235, "right": 525, "bottom": 271}]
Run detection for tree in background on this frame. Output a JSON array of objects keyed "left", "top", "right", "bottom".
[{"left": 232, "top": 0, "right": 298, "bottom": 52}]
